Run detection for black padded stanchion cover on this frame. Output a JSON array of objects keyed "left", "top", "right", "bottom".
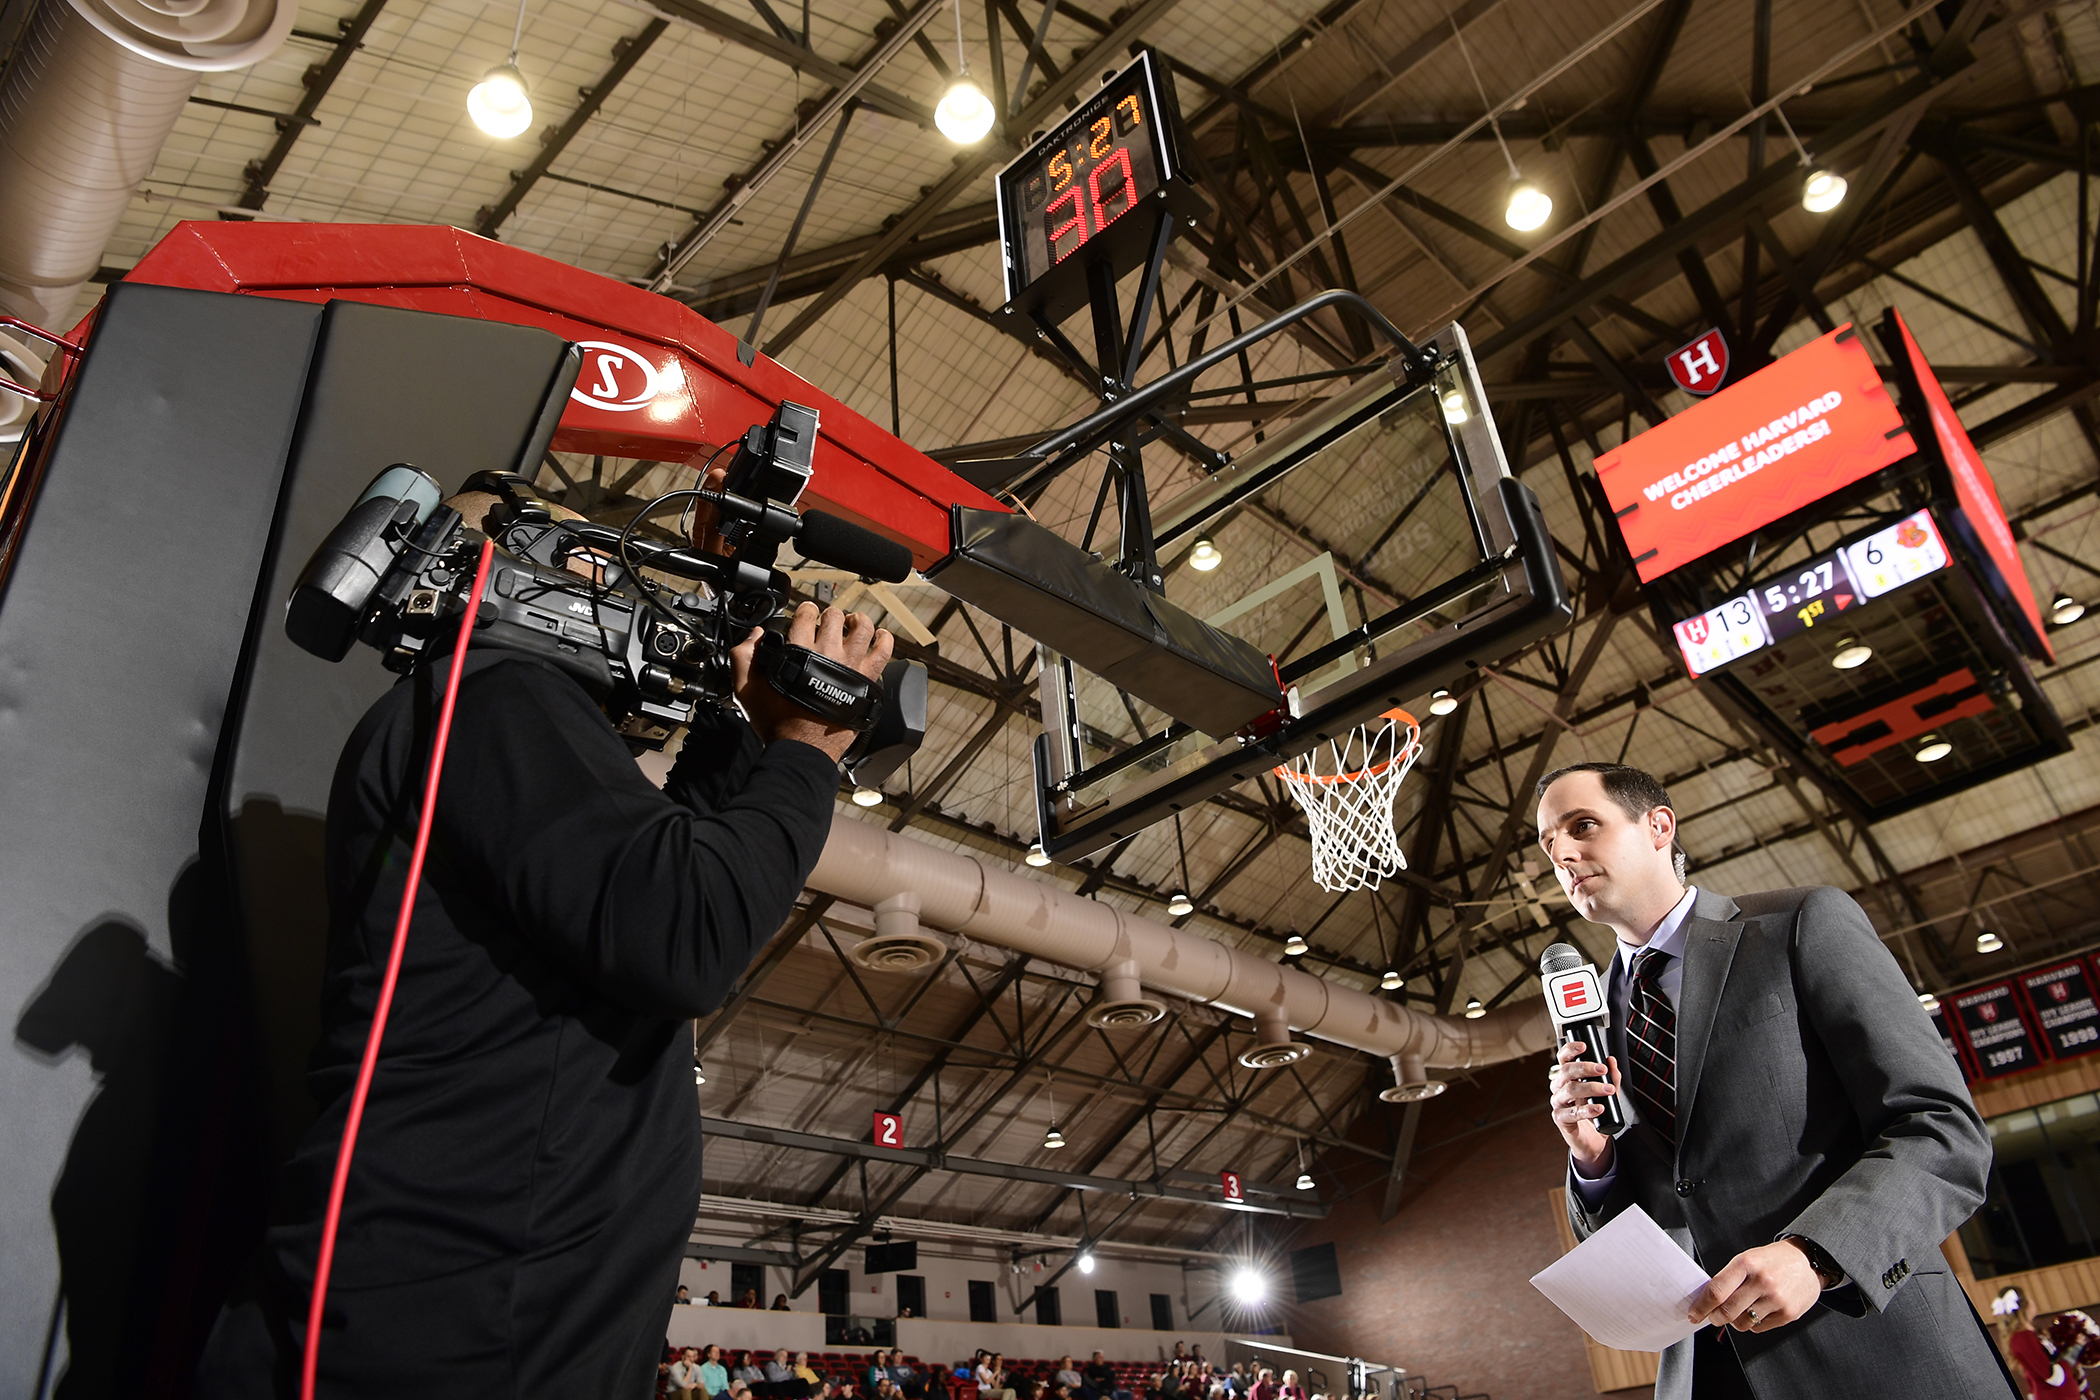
[
  {"left": 926, "top": 505, "right": 1282, "bottom": 736},
  {"left": 0, "top": 286, "right": 576, "bottom": 1398},
  {"left": 0, "top": 282, "right": 325, "bottom": 1398}
]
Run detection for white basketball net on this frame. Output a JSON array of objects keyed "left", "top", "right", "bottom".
[{"left": 1272, "top": 709, "right": 1424, "bottom": 893}]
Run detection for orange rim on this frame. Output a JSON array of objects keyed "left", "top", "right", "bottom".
[{"left": 1270, "top": 708, "right": 1421, "bottom": 785}]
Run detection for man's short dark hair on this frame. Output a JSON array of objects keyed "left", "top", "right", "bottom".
[{"left": 1536, "top": 761, "right": 1689, "bottom": 884}]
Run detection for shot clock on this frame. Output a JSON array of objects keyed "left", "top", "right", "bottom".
[{"left": 995, "top": 49, "right": 1206, "bottom": 324}]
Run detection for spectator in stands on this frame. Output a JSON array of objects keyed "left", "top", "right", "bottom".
[
  {"left": 767, "top": 1348, "right": 798, "bottom": 1396},
  {"left": 1155, "top": 1365, "right": 1183, "bottom": 1400},
  {"left": 734, "top": 1353, "right": 768, "bottom": 1388},
  {"left": 1225, "top": 1364, "right": 1248, "bottom": 1397},
  {"left": 869, "top": 1349, "right": 893, "bottom": 1390},
  {"left": 1173, "top": 1345, "right": 1189, "bottom": 1363},
  {"left": 926, "top": 1369, "right": 952, "bottom": 1400},
  {"left": 671, "top": 1348, "right": 705, "bottom": 1400},
  {"left": 1054, "top": 1357, "right": 1084, "bottom": 1392},
  {"left": 707, "top": 1291, "right": 723, "bottom": 1307},
  {"left": 774, "top": 1293, "right": 792, "bottom": 1311},
  {"left": 977, "top": 1353, "right": 1015, "bottom": 1400},
  {"left": 677, "top": 1285, "right": 694, "bottom": 1306},
  {"left": 1274, "top": 1370, "right": 1306, "bottom": 1400},
  {"left": 888, "top": 1353, "right": 916, "bottom": 1388},
  {"left": 795, "top": 1352, "right": 821, "bottom": 1390},
  {"left": 739, "top": 1288, "right": 762, "bottom": 1309},
  {"left": 728, "top": 1380, "right": 753, "bottom": 1400},
  {"left": 1082, "top": 1351, "right": 1123, "bottom": 1400},
  {"left": 1189, "top": 1350, "right": 1205, "bottom": 1368},
  {"left": 660, "top": 1357, "right": 677, "bottom": 1398},
  {"left": 699, "top": 1345, "right": 730, "bottom": 1399},
  {"left": 1247, "top": 1366, "right": 1277, "bottom": 1400}
]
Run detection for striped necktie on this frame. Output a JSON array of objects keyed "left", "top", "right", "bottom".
[{"left": 1625, "top": 948, "right": 1677, "bottom": 1142}]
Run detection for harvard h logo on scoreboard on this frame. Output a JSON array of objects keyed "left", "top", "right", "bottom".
[
  {"left": 1668, "top": 328, "right": 1729, "bottom": 396},
  {"left": 1544, "top": 967, "right": 1606, "bottom": 1026}
]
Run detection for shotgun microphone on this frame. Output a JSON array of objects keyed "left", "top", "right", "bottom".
[{"left": 1540, "top": 942, "right": 1628, "bottom": 1137}]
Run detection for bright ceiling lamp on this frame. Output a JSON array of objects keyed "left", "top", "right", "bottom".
[
  {"left": 1428, "top": 688, "right": 1458, "bottom": 716},
  {"left": 1076, "top": 1249, "right": 1095, "bottom": 1273},
  {"left": 1026, "top": 840, "right": 1052, "bottom": 867},
  {"left": 467, "top": 0, "right": 534, "bottom": 138},
  {"left": 1229, "top": 1267, "right": 1267, "bottom": 1305},
  {"left": 1504, "top": 177, "right": 1553, "bottom": 231},
  {"left": 693, "top": 1062, "right": 707, "bottom": 1085},
  {"left": 1463, "top": 997, "right": 1485, "bottom": 1019},
  {"left": 469, "top": 63, "right": 533, "bottom": 138},
  {"left": 1167, "top": 890, "right": 1195, "bottom": 917},
  {"left": 1774, "top": 102, "right": 1844, "bottom": 213},
  {"left": 1915, "top": 733, "right": 1953, "bottom": 763},
  {"left": 1042, "top": 1126, "right": 1066, "bottom": 1148},
  {"left": 935, "top": 1, "right": 995, "bottom": 143},
  {"left": 2053, "top": 594, "right": 2086, "bottom": 626},
  {"left": 1976, "top": 928, "right": 2004, "bottom": 954},
  {"left": 1296, "top": 1170, "right": 1316, "bottom": 1190},
  {"left": 1381, "top": 969, "right": 1404, "bottom": 991},
  {"left": 1832, "top": 640, "right": 1873, "bottom": 670},
  {"left": 1189, "top": 536, "right": 1222, "bottom": 571},
  {"left": 1283, "top": 930, "right": 1309, "bottom": 957},
  {"left": 1801, "top": 169, "right": 1848, "bottom": 213},
  {"left": 851, "top": 785, "right": 884, "bottom": 807},
  {"left": 1440, "top": 388, "right": 1469, "bottom": 423},
  {"left": 1918, "top": 991, "right": 1940, "bottom": 1012}
]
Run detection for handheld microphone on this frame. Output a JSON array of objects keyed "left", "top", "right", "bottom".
[{"left": 1540, "top": 942, "right": 1628, "bottom": 1138}]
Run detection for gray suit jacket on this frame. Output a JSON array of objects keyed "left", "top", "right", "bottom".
[{"left": 1565, "top": 886, "right": 2017, "bottom": 1399}]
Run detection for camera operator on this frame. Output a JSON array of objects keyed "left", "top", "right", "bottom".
[{"left": 195, "top": 487, "right": 893, "bottom": 1400}]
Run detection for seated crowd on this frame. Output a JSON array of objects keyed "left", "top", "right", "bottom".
[{"left": 658, "top": 1345, "right": 1324, "bottom": 1400}]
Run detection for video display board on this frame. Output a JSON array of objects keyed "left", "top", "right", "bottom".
[
  {"left": 1596, "top": 325, "right": 1915, "bottom": 582},
  {"left": 1885, "top": 307, "right": 2053, "bottom": 663}
]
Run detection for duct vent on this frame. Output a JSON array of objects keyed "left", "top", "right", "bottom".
[
  {"left": 1379, "top": 1079, "right": 1447, "bottom": 1103},
  {"left": 1087, "top": 997, "right": 1167, "bottom": 1029},
  {"left": 1239, "top": 1041, "right": 1314, "bottom": 1069},
  {"left": 849, "top": 931, "right": 948, "bottom": 972}
]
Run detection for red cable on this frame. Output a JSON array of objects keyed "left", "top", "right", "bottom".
[{"left": 301, "top": 538, "right": 497, "bottom": 1400}]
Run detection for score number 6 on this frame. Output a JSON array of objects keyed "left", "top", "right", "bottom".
[{"left": 1045, "top": 147, "right": 1139, "bottom": 261}]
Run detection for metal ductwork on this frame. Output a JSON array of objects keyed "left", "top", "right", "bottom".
[
  {"left": 0, "top": 0, "right": 294, "bottom": 334},
  {"left": 807, "top": 815, "right": 1554, "bottom": 1071}
]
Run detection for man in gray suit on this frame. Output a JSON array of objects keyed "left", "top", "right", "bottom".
[{"left": 1537, "top": 762, "right": 2015, "bottom": 1399}]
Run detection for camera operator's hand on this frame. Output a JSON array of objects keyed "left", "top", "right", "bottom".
[{"left": 733, "top": 601, "right": 893, "bottom": 761}]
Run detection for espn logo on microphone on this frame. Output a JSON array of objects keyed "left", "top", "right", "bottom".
[{"left": 1544, "top": 967, "right": 1606, "bottom": 1028}]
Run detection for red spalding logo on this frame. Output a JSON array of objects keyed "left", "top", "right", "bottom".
[{"left": 1667, "top": 328, "right": 1729, "bottom": 396}]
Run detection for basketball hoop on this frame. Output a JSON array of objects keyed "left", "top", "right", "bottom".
[{"left": 1273, "top": 708, "right": 1424, "bottom": 893}]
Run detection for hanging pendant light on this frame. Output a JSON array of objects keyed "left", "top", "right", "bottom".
[
  {"left": 1189, "top": 536, "right": 1223, "bottom": 571},
  {"left": 1167, "top": 890, "right": 1194, "bottom": 917},
  {"left": 1381, "top": 969, "right": 1404, "bottom": 991},
  {"left": 1025, "top": 840, "right": 1052, "bottom": 867},
  {"left": 467, "top": 0, "right": 534, "bottom": 138},
  {"left": 1463, "top": 997, "right": 1485, "bottom": 1019},
  {"left": 1295, "top": 1140, "right": 1315, "bottom": 1191},
  {"left": 1428, "top": 689, "right": 1458, "bottom": 716},
  {"left": 1043, "top": 1071, "right": 1066, "bottom": 1147},
  {"left": 1504, "top": 176, "right": 1553, "bottom": 231},
  {"left": 935, "top": 1, "right": 995, "bottom": 143},
  {"left": 851, "top": 785, "right": 884, "bottom": 807},
  {"left": 1976, "top": 928, "right": 2003, "bottom": 954},
  {"left": 1774, "top": 103, "right": 1845, "bottom": 213},
  {"left": 1283, "top": 929, "right": 1309, "bottom": 957}
]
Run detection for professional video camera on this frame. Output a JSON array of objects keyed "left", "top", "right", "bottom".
[{"left": 284, "top": 400, "right": 928, "bottom": 787}]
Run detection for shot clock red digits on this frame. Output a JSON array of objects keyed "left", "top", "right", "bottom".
[{"left": 1044, "top": 96, "right": 1144, "bottom": 265}]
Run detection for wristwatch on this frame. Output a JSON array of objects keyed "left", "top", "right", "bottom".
[{"left": 1781, "top": 1234, "right": 1847, "bottom": 1290}]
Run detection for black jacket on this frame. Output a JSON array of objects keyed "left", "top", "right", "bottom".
[{"left": 197, "top": 651, "right": 838, "bottom": 1398}]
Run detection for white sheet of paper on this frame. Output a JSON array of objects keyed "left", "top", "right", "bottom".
[{"left": 1530, "top": 1204, "right": 1712, "bottom": 1352}]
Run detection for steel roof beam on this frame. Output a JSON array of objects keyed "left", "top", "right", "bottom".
[
  {"left": 704, "top": 1117, "right": 1326, "bottom": 1216},
  {"left": 236, "top": 0, "right": 391, "bottom": 210},
  {"left": 627, "top": 0, "right": 932, "bottom": 125}
]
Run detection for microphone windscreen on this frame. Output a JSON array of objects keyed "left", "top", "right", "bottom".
[
  {"left": 1539, "top": 942, "right": 1585, "bottom": 975},
  {"left": 796, "top": 510, "right": 913, "bottom": 584}
]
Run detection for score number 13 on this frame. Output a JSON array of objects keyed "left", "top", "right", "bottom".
[{"left": 1045, "top": 96, "right": 1143, "bottom": 264}]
